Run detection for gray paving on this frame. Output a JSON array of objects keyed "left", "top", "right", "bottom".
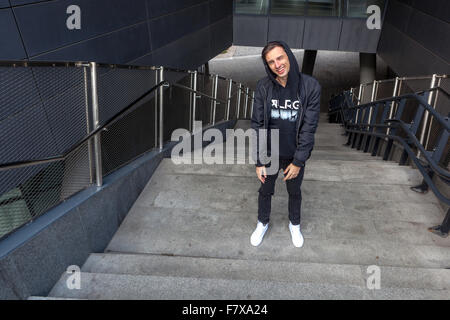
[{"left": 45, "top": 116, "right": 450, "bottom": 300}]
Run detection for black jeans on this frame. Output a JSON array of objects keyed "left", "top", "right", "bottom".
[{"left": 257, "top": 158, "right": 305, "bottom": 225}]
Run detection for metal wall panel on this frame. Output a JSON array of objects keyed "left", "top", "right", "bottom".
[
  {"left": 378, "top": 0, "right": 450, "bottom": 76},
  {"left": 209, "top": 0, "right": 232, "bottom": 24},
  {"left": 383, "top": 0, "right": 412, "bottom": 33},
  {"left": 0, "top": 8, "right": 27, "bottom": 60},
  {"left": 378, "top": 22, "right": 450, "bottom": 76},
  {"left": 146, "top": 0, "right": 206, "bottom": 19},
  {"left": 411, "top": 0, "right": 450, "bottom": 23},
  {"left": 13, "top": 0, "right": 148, "bottom": 57},
  {"left": 0, "top": 0, "right": 10, "bottom": 8},
  {"left": 4, "top": 0, "right": 232, "bottom": 67},
  {"left": 149, "top": 3, "right": 210, "bottom": 50},
  {"left": 303, "top": 18, "right": 342, "bottom": 50},
  {"left": 31, "top": 23, "right": 151, "bottom": 64},
  {"left": 406, "top": 9, "right": 450, "bottom": 63},
  {"left": 267, "top": 16, "right": 304, "bottom": 49},
  {"left": 233, "top": 15, "right": 268, "bottom": 47},
  {"left": 339, "top": 19, "right": 381, "bottom": 53},
  {"left": 234, "top": 14, "right": 380, "bottom": 53}
]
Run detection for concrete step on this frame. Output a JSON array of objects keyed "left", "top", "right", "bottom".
[
  {"left": 157, "top": 159, "right": 423, "bottom": 185},
  {"left": 107, "top": 203, "right": 447, "bottom": 248},
  {"left": 106, "top": 206, "right": 450, "bottom": 269},
  {"left": 82, "top": 253, "right": 450, "bottom": 291},
  {"left": 47, "top": 271, "right": 449, "bottom": 300},
  {"left": 27, "top": 296, "right": 86, "bottom": 300},
  {"left": 186, "top": 144, "right": 393, "bottom": 162},
  {"left": 139, "top": 168, "right": 438, "bottom": 209}
]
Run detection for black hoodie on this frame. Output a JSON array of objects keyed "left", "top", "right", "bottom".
[
  {"left": 251, "top": 41, "right": 321, "bottom": 168},
  {"left": 263, "top": 42, "right": 302, "bottom": 160}
]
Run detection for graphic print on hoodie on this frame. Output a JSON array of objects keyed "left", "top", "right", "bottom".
[{"left": 263, "top": 42, "right": 304, "bottom": 160}]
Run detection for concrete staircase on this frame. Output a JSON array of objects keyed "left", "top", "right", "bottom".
[{"left": 40, "top": 113, "right": 450, "bottom": 300}]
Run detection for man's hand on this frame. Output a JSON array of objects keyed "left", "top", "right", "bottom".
[
  {"left": 256, "top": 166, "right": 267, "bottom": 184},
  {"left": 283, "top": 163, "right": 301, "bottom": 181}
]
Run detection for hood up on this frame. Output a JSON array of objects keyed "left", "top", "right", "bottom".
[{"left": 262, "top": 40, "right": 302, "bottom": 94}]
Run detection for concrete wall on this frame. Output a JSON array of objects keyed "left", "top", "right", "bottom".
[
  {"left": 0, "top": 120, "right": 236, "bottom": 299},
  {"left": 0, "top": 0, "right": 232, "bottom": 70},
  {"left": 377, "top": 0, "right": 450, "bottom": 76}
]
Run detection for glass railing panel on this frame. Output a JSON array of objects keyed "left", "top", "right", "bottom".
[
  {"left": 235, "top": 0, "right": 269, "bottom": 14},
  {"left": 308, "top": 0, "right": 341, "bottom": 17},
  {"left": 271, "top": 0, "right": 307, "bottom": 15}
]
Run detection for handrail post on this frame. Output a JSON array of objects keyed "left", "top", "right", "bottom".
[
  {"left": 89, "top": 62, "right": 102, "bottom": 187},
  {"left": 189, "top": 70, "right": 193, "bottom": 133},
  {"left": 212, "top": 74, "right": 218, "bottom": 125},
  {"left": 159, "top": 66, "right": 164, "bottom": 151},
  {"left": 424, "top": 75, "right": 444, "bottom": 152},
  {"left": 155, "top": 68, "right": 159, "bottom": 148},
  {"left": 192, "top": 71, "right": 198, "bottom": 132},
  {"left": 244, "top": 87, "right": 249, "bottom": 119},
  {"left": 386, "top": 77, "right": 400, "bottom": 136},
  {"left": 236, "top": 83, "right": 242, "bottom": 119},
  {"left": 367, "top": 80, "right": 377, "bottom": 127},
  {"left": 418, "top": 74, "right": 438, "bottom": 158},
  {"left": 83, "top": 66, "right": 94, "bottom": 184},
  {"left": 251, "top": 91, "right": 255, "bottom": 119},
  {"left": 226, "top": 79, "right": 232, "bottom": 120}
]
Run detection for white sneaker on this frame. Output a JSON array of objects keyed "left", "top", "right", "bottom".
[
  {"left": 289, "top": 222, "right": 304, "bottom": 248},
  {"left": 250, "top": 221, "right": 269, "bottom": 247}
]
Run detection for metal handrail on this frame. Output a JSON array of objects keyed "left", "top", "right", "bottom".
[
  {"left": 333, "top": 88, "right": 450, "bottom": 203},
  {"left": 0, "top": 59, "right": 256, "bottom": 171},
  {"left": 0, "top": 60, "right": 245, "bottom": 86},
  {"left": 0, "top": 81, "right": 167, "bottom": 171},
  {"left": 170, "top": 83, "right": 229, "bottom": 104},
  {"left": 0, "top": 74, "right": 257, "bottom": 171}
]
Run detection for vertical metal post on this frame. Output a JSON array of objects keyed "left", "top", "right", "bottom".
[
  {"left": 189, "top": 71, "right": 193, "bottom": 132},
  {"left": 251, "top": 91, "right": 255, "bottom": 118},
  {"left": 226, "top": 79, "right": 232, "bottom": 120},
  {"left": 244, "top": 87, "right": 249, "bottom": 118},
  {"left": 236, "top": 83, "right": 242, "bottom": 119},
  {"left": 83, "top": 66, "right": 94, "bottom": 184},
  {"left": 212, "top": 74, "right": 218, "bottom": 125},
  {"left": 386, "top": 77, "right": 400, "bottom": 136},
  {"left": 89, "top": 62, "right": 102, "bottom": 187},
  {"left": 424, "top": 76, "right": 443, "bottom": 151},
  {"left": 192, "top": 71, "right": 198, "bottom": 132},
  {"left": 358, "top": 84, "right": 364, "bottom": 105},
  {"left": 418, "top": 74, "right": 438, "bottom": 157},
  {"left": 368, "top": 80, "right": 377, "bottom": 123},
  {"left": 155, "top": 69, "right": 159, "bottom": 147},
  {"left": 159, "top": 66, "right": 164, "bottom": 151}
]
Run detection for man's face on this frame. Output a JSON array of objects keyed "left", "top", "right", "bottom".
[{"left": 265, "top": 46, "right": 290, "bottom": 79}]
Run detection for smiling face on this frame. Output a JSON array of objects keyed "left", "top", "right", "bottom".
[{"left": 264, "top": 46, "right": 290, "bottom": 80}]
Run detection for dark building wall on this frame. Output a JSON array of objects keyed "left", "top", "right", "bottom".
[
  {"left": 377, "top": 0, "right": 450, "bottom": 76},
  {"left": 0, "top": 0, "right": 232, "bottom": 70},
  {"left": 234, "top": 14, "right": 382, "bottom": 53}
]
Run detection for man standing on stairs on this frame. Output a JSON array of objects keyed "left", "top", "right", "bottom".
[{"left": 250, "top": 41, "right": 321, "bottom": 248}]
